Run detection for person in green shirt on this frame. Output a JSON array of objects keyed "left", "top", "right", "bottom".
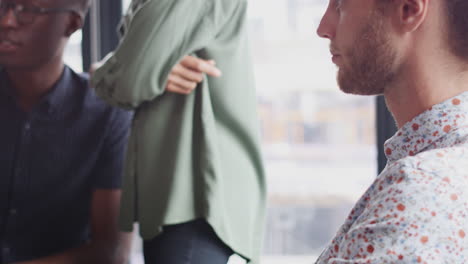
[{"left": 91, "top": 0, "right": 266, "bottom": 263}]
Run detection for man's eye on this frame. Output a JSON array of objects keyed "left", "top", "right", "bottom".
[{"left": 13, "top": 3, "right": 26, "bottom": 12}]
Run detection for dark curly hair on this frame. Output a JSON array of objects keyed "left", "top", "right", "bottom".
[
  {"left": 445, "top": 0, "right": 468, "bottom": 61},
  {"left": 376, "top": 0, "right": 468, "bottom": 62}
]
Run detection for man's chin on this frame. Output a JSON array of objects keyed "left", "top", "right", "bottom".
[
  {"left": 0, "top": 58, "right": 20, "bottom": 68},
  {"left": 342, "top": 89, "right": 383, "bottom": 96},
  {"left": 0, "top": 59, "right": 39, "bottom": 71},
  {"left": 337, "top": 73, "right": 362, "bottom": 95},
  {"left": 337, "top": 79, "right": 384, "bottom": 96}
]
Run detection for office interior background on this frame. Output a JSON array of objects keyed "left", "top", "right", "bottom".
[{"left": 64, "top": 0, "right": 397, "bottom": 263}]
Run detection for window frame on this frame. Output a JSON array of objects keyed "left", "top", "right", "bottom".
[{"left": 81, "top": 0, "right": 122, "bottom": 71}]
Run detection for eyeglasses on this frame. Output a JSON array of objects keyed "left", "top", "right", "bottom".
[{"left": 0, "top": 1, "right": 79, "bottom": 25}]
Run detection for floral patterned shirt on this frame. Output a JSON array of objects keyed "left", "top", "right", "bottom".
[{"left": 316, "top": 92, "right": 468, "bottom": 264}]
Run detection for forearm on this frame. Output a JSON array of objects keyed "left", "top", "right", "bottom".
[
  {"left": 15, "top": 232, "right": 133, "bottom": 264},
  {"left": 91, "top": 0, "right": 217, "bottom": 108}
]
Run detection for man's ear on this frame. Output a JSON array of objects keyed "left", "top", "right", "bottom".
[
  {"left": 65, "top": 13, "right": 84, "bottom": 37},
  {"left": 396, "top": 0, "right": 429, "bottom": 33}
]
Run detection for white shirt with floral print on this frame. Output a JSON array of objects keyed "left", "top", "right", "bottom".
[{"left": 316, "top": 92, "right": 468, "bottom": 264}]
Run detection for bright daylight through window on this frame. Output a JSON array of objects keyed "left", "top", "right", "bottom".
[
  {"left": 64, "top": 0, "right": 378, "bottom": 263},
  {"left": 64, "top": 30, "right": 83, "bottom": 73},
  {"left": 249, "top": 0, "right": 376, "bottom": 263}
]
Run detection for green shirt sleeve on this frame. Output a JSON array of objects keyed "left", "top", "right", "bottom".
[{"left": 91, "top": 0, "right": 217, "bottom": 109}]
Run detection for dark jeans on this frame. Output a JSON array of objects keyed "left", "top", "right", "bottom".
[{"left": 143, "top": 219, "right": 234, "bottom": 264}]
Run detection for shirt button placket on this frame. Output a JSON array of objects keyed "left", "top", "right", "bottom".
[
  {"left": 2, "top": 246, "right": 10, "bottom": 262},
  {"left": 9, "top": 209, "right": 17, "bottom": 216},
  {"left": 17, "top": 120, "right": 32, "bottom": 174},
  {"left": 23, "top": 122, "right": 31, "bottom": 133}
]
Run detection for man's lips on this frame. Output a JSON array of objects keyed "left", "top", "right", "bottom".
[
  {"left": 331, "top": 54, "right": 341, "bottom": 64},
  {"left": 0, "top": 38, "right": 21, "bottom": 52},
  {"left": 330, "top": 46, "right": 341, "bottom": 64}
]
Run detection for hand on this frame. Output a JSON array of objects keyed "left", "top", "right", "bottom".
[
  {"left": 89, "top": 60, "right": 105, "bottom": 79},
  {"left": 88, "top": 52, "right": 113, "bottom": 81},
  {"left": 166, "top": 55, "right": 222, "bottom": 95}
]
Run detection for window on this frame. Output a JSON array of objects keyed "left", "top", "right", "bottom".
[
  {"left": 122, "top": 0, "right": 131, "bottom": 12},
  {"left": 64, "top": 30, "right": 83, "bottom": 72},
  {"left": 249, "top": 0, "right": 376, "bottom": 262},
  {"left": 113, "top": 1, "right": 379, "bottom": 263}
]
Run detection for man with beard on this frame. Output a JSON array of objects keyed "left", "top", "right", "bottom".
[
  {"left": 315, "top": 0, "right": 468, "bottom": 263},
  {"left": 0, "top": 0, "right": 220, "bottom": 263}
]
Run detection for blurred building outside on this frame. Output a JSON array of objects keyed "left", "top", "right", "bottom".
[{"left": 64, "top": 0, "right": 377, "bottom": 263}]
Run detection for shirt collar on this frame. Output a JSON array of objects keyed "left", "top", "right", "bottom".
[
  {"left": 0, "top": 66, "right": 72, "bottom": 114},
  {"left": 42, "top": 66, "right": 72, "bottom": 114},
  {"left": 384, "top": 91, "right": 468, "bottom": 163}
]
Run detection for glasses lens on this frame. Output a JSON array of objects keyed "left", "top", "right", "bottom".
[
  {"left": 16, "top": 7, "right": 35, "bottom": 24},
  {"left": 0, "top": 2, "right": 35, "bottom": 25}
]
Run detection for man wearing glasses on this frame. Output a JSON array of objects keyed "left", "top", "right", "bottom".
[{"left": 0, "top": 0, "right": 220, "bottom": 263}]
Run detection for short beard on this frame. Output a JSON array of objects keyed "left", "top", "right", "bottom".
[{"left": 337, "top": 12, "right": 398, "bottom": 95}]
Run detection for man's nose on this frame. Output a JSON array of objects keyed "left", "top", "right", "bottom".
[
  {"left": 316, "top": 7, "right": 336, "bottom": 40},
  {"left": 0, "top": 8, "right": 20, "bottom": 28}
]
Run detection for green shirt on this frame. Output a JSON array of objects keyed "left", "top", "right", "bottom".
[{"left": 90, "top": 0, "right": 266, "bottom": 262}]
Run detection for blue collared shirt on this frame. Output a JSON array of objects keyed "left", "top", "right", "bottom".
[{"left": 0, "top": 66, "right": 132, "bottom": 263}]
